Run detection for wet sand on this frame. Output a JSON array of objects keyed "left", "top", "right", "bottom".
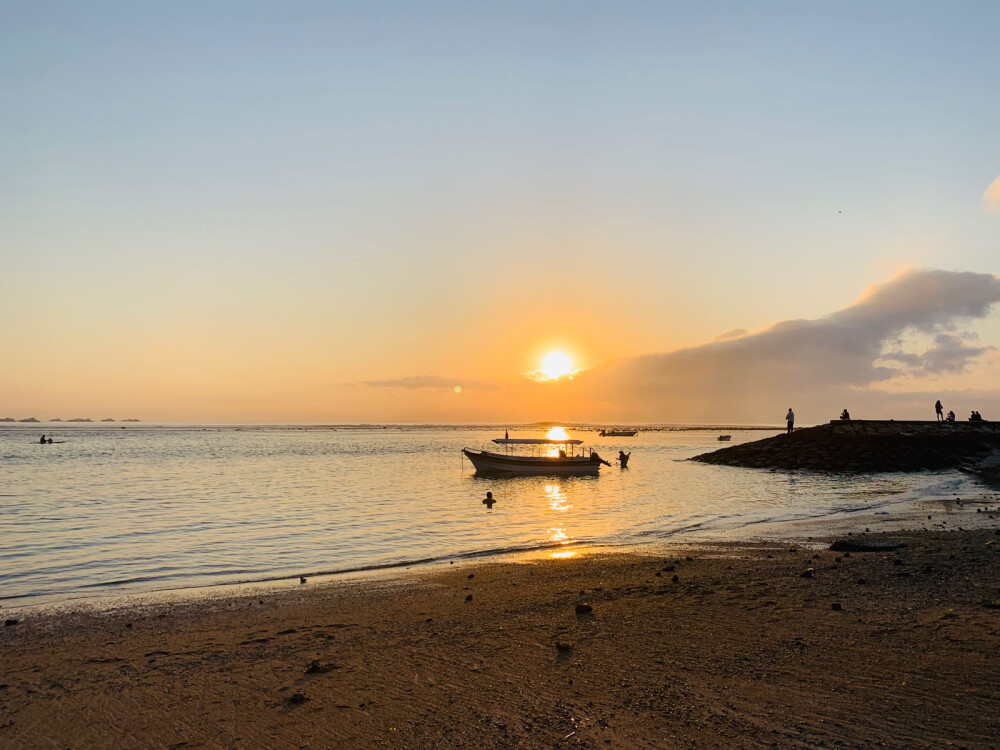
[{"left": 3, "top": 523, "right": 1000, "bottom": 748}]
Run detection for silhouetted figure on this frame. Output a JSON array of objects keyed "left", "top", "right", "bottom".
[
  {"left": 39, "top": 434, "right": 46, "bottom": 444},
  {"left": 483, "top": 491, "right": 495, "bottom": 509},
  {"left": 504, "top": 430, "right": 508, "bottom": 440},
  {"left": 840, "top": 409, "right": 851, "bottom": 420},
  {"left": 618, "top": 450, "right": 630, "bottom": 468},
  {"left": 946, "top": 410, "right": 956, "bottom": 423},
  {"left": 785, "top": 408, "right": 795, "bottom": 434},
  {"left": 47, "top": 437, "right": 53, "bottom": 443},
  {"left": 558, "top": 449, "right": 567, "bottom": 458},
  {"left": 970, "top": 411, "right": 983, "bottom": 422},
  {"left": 935, "top": 400, "right": 944, "bottom": 421}
]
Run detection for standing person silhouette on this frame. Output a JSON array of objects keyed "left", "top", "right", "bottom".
[
  {"left": 935, "top": 400, "right": 944, "bottom": 421},
  {"left": 785, "top": 408, "right": 795, "bottom": 434}
]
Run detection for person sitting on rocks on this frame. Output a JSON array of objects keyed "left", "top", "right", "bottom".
[
  {"left": 946, "top": 410, "right": 956, "bottom": 423},
  {"left": 840, "top": 409, "right": 851, "bottom": 420}
]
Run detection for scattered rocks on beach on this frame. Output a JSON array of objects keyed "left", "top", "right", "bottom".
[
  {"left": 4, "top": 618, "right": 19, "bottom": 627},
  {"left": 574, "top": 603, "right": 592, "bottom": 615},
  {"left": 830, "top": 540, "right": 907, "bottom": 552}
]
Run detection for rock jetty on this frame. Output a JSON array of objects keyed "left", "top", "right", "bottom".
[{"left": 692, "top": 420, "right": 1000, "bottom": 475}]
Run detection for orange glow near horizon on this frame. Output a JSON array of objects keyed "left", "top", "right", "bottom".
[{"left": 545, "top": 426, "right": 570, "bottom": 442}]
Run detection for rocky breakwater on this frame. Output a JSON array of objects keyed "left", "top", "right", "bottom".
[{"left": 692, "top": 420, "right": 1000, "bottom": 478}]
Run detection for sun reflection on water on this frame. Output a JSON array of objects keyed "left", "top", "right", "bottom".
[{"left": 545, "top": 484, "right": 572, "bottom": 512}]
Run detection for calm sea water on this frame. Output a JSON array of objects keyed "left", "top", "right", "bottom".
[{"left": 0, "top": 424, "right": 979, "bottom": 607}]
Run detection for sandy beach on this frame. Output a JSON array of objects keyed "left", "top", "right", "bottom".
[{"left": 3, "top": 505, "right": 1000, "bottom": 750}]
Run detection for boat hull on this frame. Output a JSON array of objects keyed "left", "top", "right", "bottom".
[{"left": 462, "top": 449, "right": 601, "bottom": 476}]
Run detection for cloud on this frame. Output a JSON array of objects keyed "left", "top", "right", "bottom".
[
  {"left": 881, "top": 333, "right": 991, "bottom": 376},
  {"left": 523, "top": 368, "right": 585, "bottom": 383},
  {"left": 364, "top": 375, "right": 500, "bottom": 391},
  {"left": 984, "top": 174, "right": 1000, "bottom": 213},
  {"left": 575, "top": 270, "right": 1000, "bottom": 422},
  {"left": 714, "top": 328, "right": 748, "bottom": 342}
]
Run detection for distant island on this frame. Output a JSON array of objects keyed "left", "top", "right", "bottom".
[
  {"left": 122, "top": 418, "right": 142, "bottom": 422},
  {"left": 101, "top": 418, "right": 115, "bottom": 422},
  {"left": 0, "top": 417, "right": 15, "bottom": 422},
  {"left": 66, "top": 418, "right": 93, "bottom": 423},
  {"left": 51, "top": 418, "right": 63, "bottom": 422},
  {"left": 18, "top": 417, "right": 40, "bottom": 423}
]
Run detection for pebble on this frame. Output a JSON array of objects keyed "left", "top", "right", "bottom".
[
  {"left": 831, "top": 602, "right": 842, "bottom": 611},
  {"left": 800, "top": 569, "right": 814, "bottom": 579},
  {"left": 4, "top": 618, "right": 18, "bottom": 627},
  {"left": 465, "top": 594, "right": 473, "bottom": 602},
  {"left": 575, "top": 603, "right": 593, "bottom": 615}
]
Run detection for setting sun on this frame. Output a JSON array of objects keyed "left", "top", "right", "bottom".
[{"left": 540, "top": 351, "right": 574, "bottom": 380}]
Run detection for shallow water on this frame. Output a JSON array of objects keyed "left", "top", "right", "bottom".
[{"left": 0, "top": 424, "right": 981, "bottom": 606}]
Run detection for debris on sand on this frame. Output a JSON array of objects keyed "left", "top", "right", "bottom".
[{"left": 830, "top": 540, "right": 907, "bottom": 553}]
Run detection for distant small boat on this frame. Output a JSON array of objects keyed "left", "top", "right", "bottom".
[
  {"left": 600, "top": 429, "right": 637, "bottom": 437},
  {"left": 717, "top": 435, "right": 732, "bottom": 441},
  {"left": 463, "top": 435, "right": 610, "bottom": 475}
]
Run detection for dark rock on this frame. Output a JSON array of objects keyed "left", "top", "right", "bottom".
[
  {"left": 286, "top": 692, "right": 309, "bottom": 705},
  {"left": 555, "top": 642, "right": 573, "bottom": 653},
  {"left": 831, "top": 602, "right": 842, "bottom": 611},
  {"left": 575, "top": 603, "right": 593, "bottom": 615},
  {"left": 465, "top": 594, "right": 473, "bottom": 602},
  {"left": 467, "top": 573, "right": 474, "bottom": 579},
  {"left": 305, "top": 660, "right": 335, "bottom": 674},
  {"left": 830, "top": 540, "right": 906, "bottom": 552},
  {"left": 299, "top": 576, "right": 307, "bottom": 584},
  {"left": 4, "top": 619, "right": 18, "bottom": 627},
  {"left": 857, "top": 578, "right": 867, "bottom": 585},
  {"left": 671, "top": 575, "right": 679, "bottom": 583},
  {"left": 800, "top": 569, "right": 814, "bottom": 579}
]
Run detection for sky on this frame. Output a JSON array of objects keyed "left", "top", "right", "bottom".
[{"left": 1, "top": 1, "right": 998, "bottom": 423}]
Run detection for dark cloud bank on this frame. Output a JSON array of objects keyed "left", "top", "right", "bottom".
[{"left": 576, "top": 270, "right": 1000, "bottom": 423}]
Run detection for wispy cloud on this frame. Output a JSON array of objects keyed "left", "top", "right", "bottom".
[
  {"left": 576, "top": 270, "right": 1000, "bottom": 422},
  {"left": 984, "top": 174, "right": 1000, "bottom": 213},
  {"left": 523, "top": 368, "right": 586, "bottom": 383},
  {"left": 364, "top": 375, "right": 500, "bottom": 391}
]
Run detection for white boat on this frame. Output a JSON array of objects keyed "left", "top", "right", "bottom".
[{"left": 462, "top": 437, "right": 610, "bottom": 476}]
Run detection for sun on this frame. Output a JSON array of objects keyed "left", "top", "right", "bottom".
[{"left": 540, "top": 351, "right": 574, "bottom": 380}]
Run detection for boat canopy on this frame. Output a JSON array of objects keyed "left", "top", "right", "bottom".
[{"left": 493, "top": 438, "right": 583, "bottom": 445}]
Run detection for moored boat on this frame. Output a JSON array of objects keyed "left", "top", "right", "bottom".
[
  {"left": 463, "top": 436, "right": 611, "bottom": 475},
  {"left": 600, "top": 429, "right": 638, "bottom": 437}
]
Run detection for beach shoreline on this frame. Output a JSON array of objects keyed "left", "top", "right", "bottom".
[{"left": 3, "top": 499, "right": 1000, "bottom": 749}]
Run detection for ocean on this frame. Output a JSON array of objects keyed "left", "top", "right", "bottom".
[{"left": 0, "top": 424, "right": 979, "bottom": 607}]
